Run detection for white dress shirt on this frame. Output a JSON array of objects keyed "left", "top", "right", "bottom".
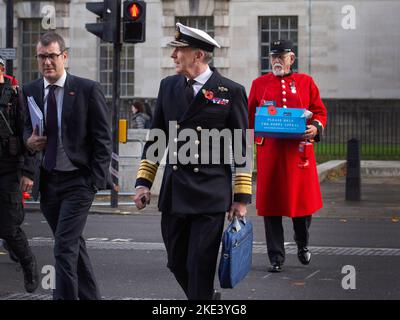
[
  {"left": 187, "top": 66, "right": 213, "bottom": 96},
  {"left": 43, "top": 71, "right": 77, "bottom": 171}
]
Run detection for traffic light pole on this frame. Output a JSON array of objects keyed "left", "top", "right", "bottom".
[
  {"left": 86, "top": 0, "right": 144, "bottom": 208},
  {"left": 6, "top": 0, "right": 13, "bottom": 74},
  {"left": 111, "top": 41, "right": 121, "bottom": 208},
  {"left": 111, "top": 1, "right": 122, "bottom": 208}
]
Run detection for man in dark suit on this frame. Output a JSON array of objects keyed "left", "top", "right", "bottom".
[
  {"left": 23, "top": 32, "right": 112, "bottom": 300},
  {"left": 133, "top": 23, "right": 252, "bottom": 300}
]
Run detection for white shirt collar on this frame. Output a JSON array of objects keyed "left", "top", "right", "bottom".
[
  {"left": 43, "top": 70, "right": 67, "bottom": 89},
  {"left": 189, "top": 66, "right": 213, "bottom": 86}
]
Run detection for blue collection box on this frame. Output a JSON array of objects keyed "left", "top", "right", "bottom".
[{"left": 255, "top": 107, "right": 307, "bottom": 139}]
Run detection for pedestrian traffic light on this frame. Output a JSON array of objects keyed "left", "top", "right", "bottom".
[
  {"left": 123, "top": 1, "right": 146, "bottom": 43},
  {"left": 86, "top": 0, "right": 120, "bottom": 43}
]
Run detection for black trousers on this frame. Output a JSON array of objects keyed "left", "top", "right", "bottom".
[
  {"left": 40, "top": 169, "right": 100, "bottom": 300},
  {"left": 0, "top": 170, "right": 34, "bottom": 266},
  {"left": 263, "top": 215, "right": 312, "bottom": 265},
  {"left": 161, "top": 211, "right": 225, "bottom": 300}
]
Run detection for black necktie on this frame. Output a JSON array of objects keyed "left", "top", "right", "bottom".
[
  {"left": 185, "top": 79, "right": 196, "bottom": 104},
  {"left": 43, "top": 85, "right": 58, "bottom": 171}
]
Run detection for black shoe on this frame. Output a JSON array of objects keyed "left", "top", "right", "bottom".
[
  {"left": 268, "top": 262, "right": 283, "bottom": 273},
  {"left": 297, "top": 247, "right": 311, "bottom": 265},
  {"left": 21, "top": 256, "right": 39, "bottom": 293},
  {"left": 3, "top": 241, "right": 20, "bottom": 263},
  {"left": 212, "top": 290, "right": 221, "bottom": 300}
]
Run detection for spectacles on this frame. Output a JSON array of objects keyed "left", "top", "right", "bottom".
[{"left": 35, "top": 52, "right": 64, "bottom": 61}]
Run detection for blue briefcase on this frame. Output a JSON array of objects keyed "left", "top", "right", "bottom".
[{"left": 218, "top": 217, "right": 253, "bottom": 289}]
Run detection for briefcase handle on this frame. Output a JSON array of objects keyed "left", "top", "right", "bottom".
[{"left": 231, "top": 217, "right": 247, "bottom": 233}]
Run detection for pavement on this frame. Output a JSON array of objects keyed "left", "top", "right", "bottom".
[
  {"left": 2, "top": 201, "right": 400, "bottom": 301},
  {"left": 25, "top": 160, "right": 400, "bottom": 220},
  {"left": 1, "top": 161, "right": 399, "bottom": 302}
]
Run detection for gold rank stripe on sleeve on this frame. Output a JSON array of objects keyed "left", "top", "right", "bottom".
[
  {"left": 136, "top": 160, "right": 159, "bottom": 184},
  {"left": 234, "top": 173, "right": 252, "bottom": 195}
]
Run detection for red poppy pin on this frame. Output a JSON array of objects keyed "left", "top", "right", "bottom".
[
  {"left": 69, "top": 91, "right": 75, "bottom": 96},
  {"left": 202, "top": 89, "right": 229, "bottom": 105},
  {"left": 203, "top": 89, "right": 214, "bottom": 100},
  {"left": 268, "top": 105, "right": 277, "bottom": 115}
]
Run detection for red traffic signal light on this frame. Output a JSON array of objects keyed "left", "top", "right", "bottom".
[
  {"left": 123, "top": 1, "right": 146, "bottom": 43},
  {"left": 126, "top": 3, "right": 141, "bottom": 20}
]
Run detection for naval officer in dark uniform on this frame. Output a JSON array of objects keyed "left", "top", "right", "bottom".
[{"left": 134, "top": 23, "right": 252, "bottom": 300}]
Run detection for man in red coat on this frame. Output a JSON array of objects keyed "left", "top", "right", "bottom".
[{"left": 248, "top": 40, "right": 327, "bottom": 272}]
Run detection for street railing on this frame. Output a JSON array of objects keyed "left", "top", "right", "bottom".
[{"left": 315, "top": 102, "right": 400, "bottom": 161}]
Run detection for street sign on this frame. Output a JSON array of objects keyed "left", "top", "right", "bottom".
[{"left": 0, "top": 48, "right": 16, "bottom": 60}]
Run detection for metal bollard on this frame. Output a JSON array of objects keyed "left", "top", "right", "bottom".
[{"left": 345, "top": 138, "right": 361, "bottom": 201}]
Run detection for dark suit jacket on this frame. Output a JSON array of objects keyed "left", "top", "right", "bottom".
[
  {"left": 135, "top": 68, "right": 252, "bottom": 214},
  {"left": 0, "top": 82, "right": 35, "bottom": 179},
  {"left": 22, "top": 73, "right": 112, "bottom": 199}
]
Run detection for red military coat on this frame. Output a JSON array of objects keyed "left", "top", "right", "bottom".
[{"left": 248, "top": 72, "right": 327, "bottom": 217}]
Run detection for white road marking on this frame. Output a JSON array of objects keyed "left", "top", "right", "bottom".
[
  {"left": 24, "top": 238, "right": 400, "bottom": 256},
  {"left": 305, "top": 270, "right": 321, "bottom": 280}
]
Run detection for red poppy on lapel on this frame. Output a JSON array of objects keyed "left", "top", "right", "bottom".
[
  {"left": 202, "top": 89, "right": 229, "bottom": 105},
  {"left": 68, "top": 91, "right": 76, "bottom": 96},
  {"left": 203, "top": 90, "right": 214, "bottom": 100}
]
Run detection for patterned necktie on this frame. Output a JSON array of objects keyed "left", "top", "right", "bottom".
[
  {"left": 43, "top": 85, "right": 58, "bottom": 171},
  {"left": 185, "top": 79, "right": 196, "bottom": 104}
]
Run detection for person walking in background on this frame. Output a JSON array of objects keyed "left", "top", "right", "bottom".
[
  {"left": 131, "top": 101, "right": 151, "bottom": 129},
  {"left": 0, "top": 56, "right": 39, "bottom": 292}
]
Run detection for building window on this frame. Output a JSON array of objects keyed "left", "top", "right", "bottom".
[
  {"left": 175, "top": 16, "right": 214, "bottom": 37},
  {"left": 259, "top": 16, "right": 298, "bottom": 75},
  {"left": 99, "top": 42, "right": 135, "bottom": 98},
  {"left": 21, "top": 19, "right": 42, "bottom": 84}
]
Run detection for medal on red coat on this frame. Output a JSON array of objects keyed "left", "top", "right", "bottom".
[{"left": 290, "top": 81, "right": 297, "bottom": 94}]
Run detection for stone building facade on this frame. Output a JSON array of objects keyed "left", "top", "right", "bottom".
[{"left": 1, "top": 0, "right": 399, "bottom": 107}]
